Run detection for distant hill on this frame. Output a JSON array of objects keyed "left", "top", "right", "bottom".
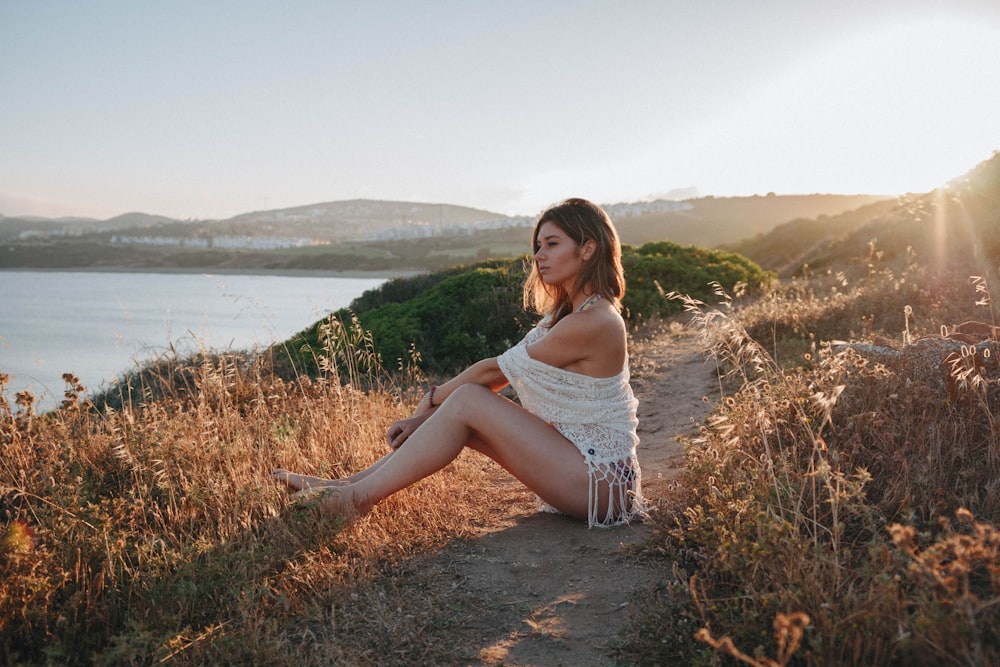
[
  {"left": 0, "top": 193, "right": 908, "bottom": 273},
  {"left": 1, "top": 195, "right": 887, "bottom": 245},
  {"left": 612, "top": 194, "right": 890, "bottom": 248},
  {"left": 728, "top": 150, "right": 1000, "bottom": 278},
  {"left": 0, "top": 215, "right": 105, "bottom": 240},
  {"left": 0, "top": 201, "right": 507, "bottom": 243},
  {"left": 206, "top": 200, "right": 509, "bottom": 242}
]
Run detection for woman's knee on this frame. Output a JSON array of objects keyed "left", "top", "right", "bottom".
[
  {"left": 443, "top": 383, "right": 496, "bottom": 410},
  {"left": 438, "top": 384, "right": 512, "bottom": 433}
]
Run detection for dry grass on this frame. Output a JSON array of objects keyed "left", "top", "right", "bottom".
[
  {"left": 0, "top": 320, "right": 522, "bottom": 665},
  {"left": 622, "top": 269, "right": 1000, "bottom": 666}
]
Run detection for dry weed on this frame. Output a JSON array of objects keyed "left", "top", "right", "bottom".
[
  {"left": 0, "top": 335, "right": 524, "bottom": 665},
  {"left": 628, "top": 273, "right": 1000, "bottom": 666}
]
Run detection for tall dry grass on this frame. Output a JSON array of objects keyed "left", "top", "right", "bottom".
[
  {"left": 0, "top": 315, "right": 520, "bottom": 665},
  {"left": 622, "top": 268, "right": 1000, "bottom": 666},
  {"left": 735, "top": 241, "right": 988, "bottom": 365}
]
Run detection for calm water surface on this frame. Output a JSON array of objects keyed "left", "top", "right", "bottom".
[{"left": 0, "top": 271, "right": 386, "bottom": 410}]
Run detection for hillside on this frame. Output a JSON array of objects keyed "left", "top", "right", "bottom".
[
  {"left": 1, "top": 194, "right": 887, "bottom": 273},
  {"left": 0, "top": 201, "right": 507, "bottom": 244},
  {"left": 612, "top": 193, "right": 889, "bottom": 248},
  {"left": 207, "top": 200, "right": 510, "bottom": 242},
  {"left": 729, "top": 150, "right": 1000, "bottom": 277}
]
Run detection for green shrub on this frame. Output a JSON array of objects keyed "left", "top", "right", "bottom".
[
  {"left": 282, "top": 261, "right": 530, "bottom": 377},
  {"left": 623, "top": 241, "right": 773, "bottom": 322},
  {"left": 280, "top": 244, "right": 771, "bottom": 377}
]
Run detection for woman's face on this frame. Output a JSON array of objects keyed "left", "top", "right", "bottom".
[{"left": 533, "top": 221, "right": 585, "bottom": 289}]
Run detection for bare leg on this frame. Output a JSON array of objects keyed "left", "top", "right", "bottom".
[
  {"left": 271, "top": 470, "right": 337, "bottom": 491},
  {"left": 273, "top": 451, "right": 397, "bottom": 492},
  {"left": 325, "top": 384, "right": 595, "bottom": 519}
]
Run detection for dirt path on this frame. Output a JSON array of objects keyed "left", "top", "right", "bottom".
[{"left": 428, "top": 328, "right": 720, "bottom": 666}]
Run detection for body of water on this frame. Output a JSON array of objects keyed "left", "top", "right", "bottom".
[{"left": 0, "top": 271, "right": 387, "bottom": 411}]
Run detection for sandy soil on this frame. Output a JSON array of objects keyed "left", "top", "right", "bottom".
[{"left": 422, "top": 327, "right": 720, "bottom": 666}]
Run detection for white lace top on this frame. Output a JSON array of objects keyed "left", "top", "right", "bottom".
[{"left": 497, "top": 321, "right": 645, "bottom": 527}]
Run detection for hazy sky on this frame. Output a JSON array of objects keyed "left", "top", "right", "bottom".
[{"left": 2, "top": 1, "right": 999, "bottom": 220}]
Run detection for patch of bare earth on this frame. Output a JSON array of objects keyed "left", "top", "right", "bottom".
[{"left": 404, "top": 328, "right": 719, "bottom": 666}]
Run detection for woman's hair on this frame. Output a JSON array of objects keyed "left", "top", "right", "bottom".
[{"left": 523, "top": 198, "right": 626, "bottom": 322}]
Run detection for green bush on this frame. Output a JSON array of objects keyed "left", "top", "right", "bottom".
[
  {"left": 360, "top": 263, "right": 531, "bottom": 370},
  {"left": 279, "top": 244, "right": 772, "bottom": 377},
  {"left": 623, "top": 241, "right": 773, "bottom": 322},
  {"left": 282, "top": 261, "right": 531, "bottom": 377}
]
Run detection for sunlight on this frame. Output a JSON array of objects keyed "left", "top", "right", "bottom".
[
  {"left": 824, "top": 18, "right": 996, "bottom": 192},
  {"left": 823, "top": 18, "right": 1000, "bottom": 194},
  {"left": 699, "top": 16, "right": 1000, "bottom": 196},
  {"left": 933, "top": 186, "right": 950, "bottom": 273},
  {"left": 931, "top": 171, "right": 994, "bottom": 283}
]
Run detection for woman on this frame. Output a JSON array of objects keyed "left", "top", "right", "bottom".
[{"left": 273, "top": 198, "right": 643, "bottom": 527}]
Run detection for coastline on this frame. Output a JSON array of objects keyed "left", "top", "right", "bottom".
[
  {"left": 0, "top": 266, "right": 425, "bottom": 280},
  {"left": 1, "top": 269, "right": 406, "bottom": 414}
]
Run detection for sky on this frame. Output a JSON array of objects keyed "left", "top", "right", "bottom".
[{"left": 2, "top": 0, "right": 1000, "bottom": 221}]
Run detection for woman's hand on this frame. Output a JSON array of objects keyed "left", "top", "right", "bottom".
[{"left": 386, "top": 413, "right": 429, "bottom": 449}]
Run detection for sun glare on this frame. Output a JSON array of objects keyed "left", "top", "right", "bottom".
[
  {"left": 699, "top": 17, "right": 1000, "bottom": 197},
  {"left": 810, "top": 18, "right": 998, "bottom": 193}
]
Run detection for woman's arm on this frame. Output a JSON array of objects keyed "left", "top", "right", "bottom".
[
  {"left": 387, "top": 357, "right": 509, "bottom": 449},
  {"left": 420, "top": 357, "right": 508, "bottom": 411}
]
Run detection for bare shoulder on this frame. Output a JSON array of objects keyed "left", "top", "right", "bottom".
[
  {"left": 567, "top": 302, "right": 626, "bottom": 338},
  {"left": 590, "top": 305, "right": 628, "bottom": 349},
  {"left": 535, "top": 303, "right": 626, "bottom": 375}
]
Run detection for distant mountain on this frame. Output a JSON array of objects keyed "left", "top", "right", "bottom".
[
  {"left": 0, "top": 191, "right": 933, "bottom": 273},
  {"left": 0, "top": 212, "right": 176, "bottom": 241},
  {"left": 0, "top": 200, "right": 509, "bottom": 244},
  {"left": 7, "top": 150, "right": 999, "bottom": 276},
  {"left": 728, "top": 150, "right": 1000, "bottom": 278},
  {"left": 207, "top": 199, "right": 508, "bottom": 242},
  {"left": 611, "top": 194, "right": 891, "bottom": 248},
  {"left": 104, "top": 212, "right": 180, "bottom": 228},
  {"left": 1, "top": 195, "right": 890, "bottom": 247}
]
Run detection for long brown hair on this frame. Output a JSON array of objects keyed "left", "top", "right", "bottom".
[{"left": 523, "top": 198, "right": 625, "bottom": 323}]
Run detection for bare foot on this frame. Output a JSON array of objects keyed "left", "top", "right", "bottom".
[
  {"left": 271, "top": 469, "right": 348, "bottom": 492},
  {"left": 294, "top": 485, "right": 364, "bottom": 520}
]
